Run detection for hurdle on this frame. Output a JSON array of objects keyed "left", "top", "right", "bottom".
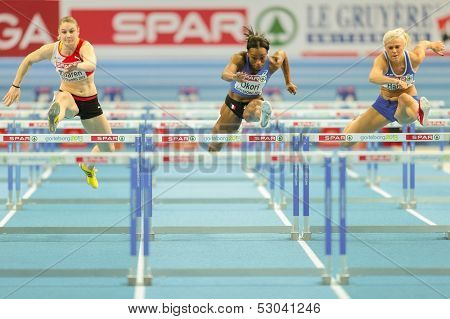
[
  {"left": 8, "top": 99, "right": 447, "bottom": 110},
  {"left": 336, "top": 150, "right": 450, "bottom": 284},
  {"left": 0, "top": 132, "right": 337, "bottom": 285},
  {"left": 2, "top": 108, "right": 450, "bottom": 121}
]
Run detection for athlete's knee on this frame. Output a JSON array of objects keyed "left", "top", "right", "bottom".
[
  {"left": 219, "top": 122, "right": 240, "bottom": 132},
  {"left": 208, "top": 143, "right": 222, "bottom": 152},
  {"left": 56, "top": 91, "right": 72, "bottom": 103}
]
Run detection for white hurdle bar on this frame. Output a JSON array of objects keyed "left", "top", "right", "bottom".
[
  {"left": 1, "top": 118, "right": 450, "bottom": 129},
  {"left": 1, "top": 108, "right": 450, "bottom": 120},
  {"left": 8, "top": 99, "right": 447, "bottom": 110}
]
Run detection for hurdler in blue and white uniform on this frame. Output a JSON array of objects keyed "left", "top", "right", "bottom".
[
  {"left": 209, "top": 26, "right": 297, "bottom": 152},
  {"left": 344, "top": 28, "right": 445, "bottom": 146}
]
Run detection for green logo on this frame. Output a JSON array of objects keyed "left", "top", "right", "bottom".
[
  {"left": 31, "top": 136, "right": 37, "bottom": 143},
  {"left": 256, "top": 7, "right": 297, "bottom": 46},
  {"left": 189, "top": 136, "right": 196, "bottom": 142},
  {"left": 119, "top": 136, "right": 125, "bottom": 142},
  {"left": 347, "top": 135, "right": 353, "bottom": 141},
  {"left": 434, "top": 134, "right": 440, "bottom": 140},
  {"left": 277, "top": 135, "right": 283, "bottom": 142}
]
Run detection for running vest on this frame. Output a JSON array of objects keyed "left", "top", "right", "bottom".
[
  {"left": 382, "top": 50, "right": 416, "bottom": 91},
  {"left": 51, "top": 39, "right": 93, "bottom": 82},
  {"left": 230, "top": 53, "right": 272, "bottom": 98}
]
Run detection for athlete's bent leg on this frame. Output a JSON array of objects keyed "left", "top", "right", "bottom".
[
  {"left": 48, "top": 91, "right": 79, "bottom": 133},
  {"left": 79, "top": 114, "right": 115, "bottom": 188},
  {"left": 343, "top": 108, "right": 390, "bottom": 147},
  {"left": 208, "top": 104, "right": 242, "bottom": 152}
]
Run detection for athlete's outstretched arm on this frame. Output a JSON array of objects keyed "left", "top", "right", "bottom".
[
  {"left": 368, "top": 54, "right": 408, "bottom": 89},
  {"left": 271, "top": 50, "right": 297, "bottom": 95},
  {"left": 2, "top": 44, "right": 53, "bottom": 106},
  {"left": 410, "top": 40, "right": 445, "bottom": 65},
  {"left": 77, "top": 41, "right": 97, "bottom": 72},
  {"left": 221, "top": 53, "right": 245, "bottom": 82}
]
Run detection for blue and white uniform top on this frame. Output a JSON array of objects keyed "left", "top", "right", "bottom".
[
  {"left": 382, "top": 50, "right": 416, "bottom": 91},
  {"left": 229, "top": 53, "right": 272, "bottom": 98}
]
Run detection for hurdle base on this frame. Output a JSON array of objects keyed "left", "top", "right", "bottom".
[
  {"left": 127, "top": 275, "right": 137, "bottom": 286},
  {"left": 321, "top": 274, "right": 331, "bottom": 285},
  {"left": 399, "top": 202, "right": 409, "bottom": 209},
  {"left": 290, "top": 232, "right": 299, "bottom": 240},
  {"left": 338, "top": 273, "right": 350, "bottom": 285},
  {"left": 6, "top": 202, "right": 14, "bottom": 210},
  {"left": 127, "top": 274, "right": 153, "bottom": 286},
  {"left": 301, "top": 232, "right": 312, "bottom": 240},
  {"left": 446, "top": 232, "right": 449, "bottom": 240},
  {"left": 144, "top": 274, "right": 152, "bottom": 286},
  {"left": 16, "top": 200, "right": 23, "bottom": 210},
  {"left": 409, "top": 201, "right": 417, "bottom": 209}
]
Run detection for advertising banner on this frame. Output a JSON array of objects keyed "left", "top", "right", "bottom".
[
  {"left": 0, "top": 0, "right": 59, "bottom": 56},
  {"left": 1, "top": 0, "right": 448, "bottom": 57}
]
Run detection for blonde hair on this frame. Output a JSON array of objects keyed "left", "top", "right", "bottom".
[
  {"left": 58, "top": 16, "right": 79, "bottom": 28},
  {"left": 383, "top": 28, "right": 410, "bottom": 46}
]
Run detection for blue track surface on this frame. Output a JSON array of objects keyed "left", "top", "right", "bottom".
[{"left": 0, "top": 153, "right": 449, "bottom": 299}]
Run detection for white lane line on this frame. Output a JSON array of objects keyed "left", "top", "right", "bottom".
[
  {"left": 330, "top": 278, "right": 351, "bottom": 299},
  {"left": 133, "top": 236, "right": 146, "bottom": 299},
  {"left": 346, "top": 168, "right": 360, "bottom": 179},
  {"left": 405, "top": 209, "right": 436, "bottom": 225},
  {"left": 0, "top": 166, "right": 52, "bottom": 227},
  {"left": 370, "top": 185, "right": 392, "bottom": 198},
  {"left": 245, "top": 172, "right": 255, "bottom": 179},
  {"left": 40, "top": 166, "right": 53, "bottom": 180},
  {"left": 22, "top": 184, "right": 37, "bottom": 200},
  {"left": 257, "top": 185, "right": 271, "bottom": 199},
  {"left": 0, "top": 209, "right": 17, "bottom": 228},
  {"left": 366, "top": 180, "right": 437, "bottom": 226},
  {"left": 249, "top": 172, "right": 350, "bottom": 299},
  {"left": 273, "top": 203, "right": 292, "bottom": 226},
  {"left": 296, "top": 240, "right": 324, "bottom": 269}
]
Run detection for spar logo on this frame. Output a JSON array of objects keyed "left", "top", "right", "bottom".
[
  {"left": 161, "top": 135, "right": 195, "bottom": 142},
  {"left": 162, "top": 155, "right": 195, "bottom": 163},
  {"left": 91, "top": 135, "right": 120, "bottom": 142},
  {"left": 358, "top": 155, "right": 392, "bottom": 162},
  {"left": 75, "top": 156, "right": 109, "bottom": 164},
  {"left": 256, "top": 7, "right": 297, "bottom": 46},
  {"left": 294, "top": 121, "right": 315, "bottom": 127},
  {"left": 318, "top": 135, "right": 347, "bottom": 141},
  {"left": 249, "top": 135, "right": 283, "bottom": 142},
  {"left": 3, "top": 135, "right": 31, "bottom": 142},
  {"left": 406, "top": 134, "right": 439, "bottom": 141},
  {"left": 73, "top": 9, "right": 246, "bottom": 45},
  {"left": 0, "top": 1, "right": 58, "bottom": 56}
]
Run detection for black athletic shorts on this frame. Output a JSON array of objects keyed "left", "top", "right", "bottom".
[{"left": 59, "top": 90, "right": 103, "bottom": 120}]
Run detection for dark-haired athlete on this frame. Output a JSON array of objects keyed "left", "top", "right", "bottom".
[{"left": 208, "top": 26, "right": 297, "bottom": 152}]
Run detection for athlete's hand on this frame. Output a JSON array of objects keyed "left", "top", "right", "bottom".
[
  {"left": 431, "top": 41, "right": 445, "bottom": 56},
  {"left": 63, "top": 62, "right": 79, "bottom": 73},
  {"left": 233, "top": 72, "right": 246, "bottom": 83},
  {"left": 396, "top": 79, "right": 408, "bottom": 90},
  {"left": 2, "top": 86, "right": 20, "bottom": 107},
  {"left": 286, "top": 82, "right": 297, "bottom": 95}
]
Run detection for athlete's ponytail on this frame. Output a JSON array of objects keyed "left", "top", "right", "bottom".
[{"left": 244, "top": 26, "right": 270, "bottom": 51}]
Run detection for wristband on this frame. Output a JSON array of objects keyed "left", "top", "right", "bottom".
[{"left": 11, "top": 84, "right": 20, "bottom": 89}]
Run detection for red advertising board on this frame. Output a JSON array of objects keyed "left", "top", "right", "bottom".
[
  {"left": 0, "top": 0, "right": 59, "bottom": 56},
  {"left": 70, "top": 8, "right": 246, "bottom": 45}
]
